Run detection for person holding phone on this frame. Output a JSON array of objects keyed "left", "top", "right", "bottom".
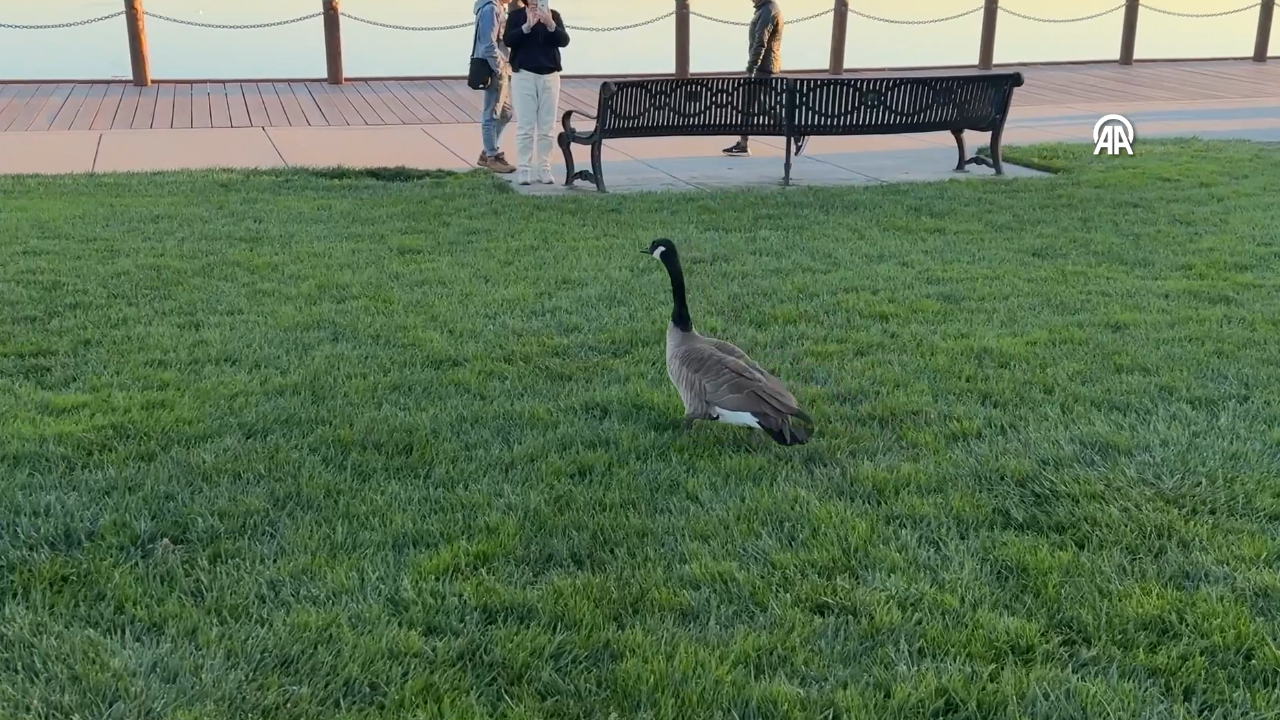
[{"left": 503, "top": 0, "right": 571, "bottom": 186}]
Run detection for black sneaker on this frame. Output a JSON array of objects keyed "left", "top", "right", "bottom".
[
  {"left": 793, "top": 135, "right": 809, "bottom": 157},
  {"left": 722, "top": 142, "right": 750, "bottom": 157}
]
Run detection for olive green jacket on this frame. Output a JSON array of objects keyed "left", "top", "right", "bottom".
[{"left": 746, "top": 0, "right": 784, "bottom": 75}]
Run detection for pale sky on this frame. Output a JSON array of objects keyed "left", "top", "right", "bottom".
[{"left": 2, "top": 0, "right": 1266, "bottom": 80}]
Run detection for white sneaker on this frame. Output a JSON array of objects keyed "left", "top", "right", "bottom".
[
  {"left": 537, "top": 167, "right": 555, "bottom": 185},
  {"left": 516, "top": 168, "right": 532, "bottom": 186}
]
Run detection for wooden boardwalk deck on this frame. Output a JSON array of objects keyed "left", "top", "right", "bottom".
[{"left": 1, "top": 60, "right": 1278, "bottom": 132}]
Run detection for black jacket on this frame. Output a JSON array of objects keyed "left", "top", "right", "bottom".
[
  {"left": 747, "top": 0, "right": 783, "bottom": 75},
  {"left": 503, "top": 6, "right": 571, "bottom": 74}
]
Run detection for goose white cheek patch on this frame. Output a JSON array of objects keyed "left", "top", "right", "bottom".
[{"left": 652, "top": 246, "right": 666, "bottom": 259}]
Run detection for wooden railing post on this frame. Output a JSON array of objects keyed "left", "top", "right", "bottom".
[
  {"left": 828, "top": 0, "right": 849, "bottom": 75},
  {"left": 323, "top": 0, "right": 344, "bottom": 84},
  {"left": 1119, "top": 0, "right": 1140, "bottom": 66},
  {"left": 675, "top": 0, "right": 690, "bottom": 78},
  {"left": 124, "top": 0, "right": 150, "bottom": 87},
  {"left": 1255, "top": 0, "right": 1275, "bottom": 62},
  {"left": 977, "top": 0, "right": 998, "bottom": 70}
]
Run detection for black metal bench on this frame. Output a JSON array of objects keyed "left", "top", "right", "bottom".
[
  {"left": 790, "top": 73, "right": 1025, "bottom": 177},
  {"left": 557, "top": 76, "right": 790, "bottom": 193},
  {"left": 557, "top": 72, "right": 1024, "bottom": 192}
]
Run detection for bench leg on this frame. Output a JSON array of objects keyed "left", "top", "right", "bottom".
[
  {"left": 953, "top": 127, "right": 1005, "bottom": 175},
  {"left": 558, "top": 131, "right": 576, "bottom": 186},
  {"left": 988, "top": 126, "right": 1005, "bottom": 176},
  {"left": 563, "top": 137, "right": 604, "bottom": 192},
  {"left": 590, "top": 140, "right": 606, "bottom": 193},
  {"left": 783, "top": 135, "right": 793, "bottom": 186},
  {"left": 950, "top": 129, "right": 969, "bottom": 173}
]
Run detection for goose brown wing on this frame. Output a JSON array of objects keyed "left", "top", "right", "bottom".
[
  {"left": 707, "top": 337, "right": 760, "bottom": 370},
  {"left": 672, "top": 343, "right": 801, "bottom": 419},
  {"left": 706, "top": 338, "right": 800, "bottom": 408}
]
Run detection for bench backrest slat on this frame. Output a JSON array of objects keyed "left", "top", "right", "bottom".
[
  {"left": 589, "top": 72, "right": 1023, "bottom": 141},
  {"left": 789, "top": 73, "right": 1023, "bottom": 136},
  {"left": 596, "top": 77, "right": 790, "bottom": 139}
]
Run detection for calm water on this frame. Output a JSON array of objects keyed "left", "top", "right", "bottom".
[{"left": 0, "top": 0, "right": 1267, "bottom": 81}]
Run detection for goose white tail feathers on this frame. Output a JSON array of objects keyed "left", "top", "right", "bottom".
[{"left": 645, "top": 238, "right": 813, "bottom": 446}]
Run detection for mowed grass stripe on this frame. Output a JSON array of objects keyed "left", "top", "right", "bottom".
[{"left": 0, "top": 140, "right": 1278, "bottom": 719}]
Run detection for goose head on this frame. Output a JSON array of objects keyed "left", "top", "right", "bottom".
[{"left": 644, "top": 238, "right": 678, "bottom": 262}]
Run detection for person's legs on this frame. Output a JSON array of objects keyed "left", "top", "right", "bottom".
[
  {"left": 723, "top": 72, "right": 770, "bottom": 156},
  {"left": 480, "top": 87, "right": 498, "bottom": 158},
  {"left": 510, "top": 70, "right": 537, "bottom": 184},
  {"left": 492, "top": 70, "right": 514, "bottom": 168},
  {"left": 535, "top": 72, "right": 560, "bottom": 183},
  {"left": 479, "top": 72, "right": 515, "bottom": 173}
]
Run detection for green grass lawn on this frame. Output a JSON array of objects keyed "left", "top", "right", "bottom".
[{"left": 2, "top": 139, "right": 1279, "bottom": 719}]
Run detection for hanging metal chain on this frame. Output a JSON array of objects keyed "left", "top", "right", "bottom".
[
  {"left": 1144, "top": 2, "right": 1261, "bottom": 18},
  {"left": 692, "top": 7, "right": 831, "bottom": 26},
  {"left": 343, "top": 14, "right": 472, "bottom": 31},
  {"left": 143, "top": 10, "right": 321, "bottom": 29},
  {"left": 999, "top": 3, "right": 1127, "bottom": 23},
  {"left": 689, "top": 10, "right": 750, "bottom": 26},
  {"left": 791, "top": 8, "right": 836, "bottom": 23},
  {"left": 849, "top": 4, "right": 984, "bottom": 24},
  {"left": 567, "top": 12, "right": 675, "bottom": 32},
  {"left": 0, "top": 11, "right": 125, "bottom": 30}
]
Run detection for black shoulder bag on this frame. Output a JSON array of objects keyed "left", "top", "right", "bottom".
[{"left": 467, "top": 1, "right": 497, "bottom": 90}]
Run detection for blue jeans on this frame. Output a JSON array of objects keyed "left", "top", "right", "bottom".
[{"left": 481, "top": 69, "right": 513, "bottom": 157}]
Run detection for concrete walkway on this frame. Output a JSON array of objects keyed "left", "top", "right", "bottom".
[{"left": 3, "top": 96, "right": 1279, "bottom": 192}]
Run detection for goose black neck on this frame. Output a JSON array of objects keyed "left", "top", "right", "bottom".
[{"left": 661, "top": 251, "right": 693, "bottom": 333}]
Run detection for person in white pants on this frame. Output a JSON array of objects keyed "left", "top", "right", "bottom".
[{"left": 503, "top": 1, "right": 571, "bottom": 186}]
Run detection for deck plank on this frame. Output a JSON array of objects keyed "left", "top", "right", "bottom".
[
  {"left": 429, "top": 80, "right": 480, "bottom": 122},
  {"left": 226, "top": 83, "right": 252, "bottom": 127},
  {"left": 113, "top": 84, "right": 141, "bottom": 130},
  {"left": 0, "top": 85, "right": 39, "bottom": 130},
  {"left": 172, "top": 83, "right": 192, "bottom": 129},
  {"left": 46, "top": 84, "right": 90, "bottom": 132},
  {"left": 382, "top": 80, "right": 441, "bottom": 123},
  {"left": 0, "top": 84, "right": 21, "bottom": 117},
  {"left": 242, "top": 82, "right": 270, "bottom": 126},
  {"left": 303, "top": 82, "right": 347, "bottom": 126},
  {"left": 152, "top": 83, "right": 176, "bottom": 129},
  {"left": 210, "top": 83, "right": 232, "bottom": 128},
  {"left": 88, "top": 84, "right": 125, "bottom": 130},
  {"left": 3, "top": 61, "right": 1280, "bottom": 132},
  {"left": 258, "top": 83, "right": 290, "bottom": 126},
  {"left": 132, "top": 84, "right": 159, "bottom": 129},
  {"left": 352, "top": 82, "right": 408, "bottom": 125},
  {"left": 288, "top": 82, "right": 328, "bottom": 126},
  {"left": 313, "top": 82, "right": 364, "bottom": 125},
  {"left": 69, "top": 84, "right": 109, "bottom": 131},
  {"left": 270, "top": 83, "right": 304, "bottom": 126},
  {"left": 557, "top": 80, "right": 601, "bottom": 113},
  {"left": 8, "top": 84, "right": 62, "bottom": 131},
  {"left": 22, "top": 83, "right": 73, "bottom": 131},
  {"left": 335, "top": 83, "right": 386, "bottom": 125},
  {"left": 398, "top": 80, "right": 457, "bottom": 123},
  {"left": 191, "top": 83, "right": 212, "bottom": 128}
]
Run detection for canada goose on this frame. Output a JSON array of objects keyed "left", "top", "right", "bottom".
[{"left": 644, "top": 238, "right": 813, "bottom": 445}]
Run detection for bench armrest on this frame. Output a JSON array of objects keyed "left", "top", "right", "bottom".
[{"left": 561, "top": 108, "right": 597, "bottom": 137}]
